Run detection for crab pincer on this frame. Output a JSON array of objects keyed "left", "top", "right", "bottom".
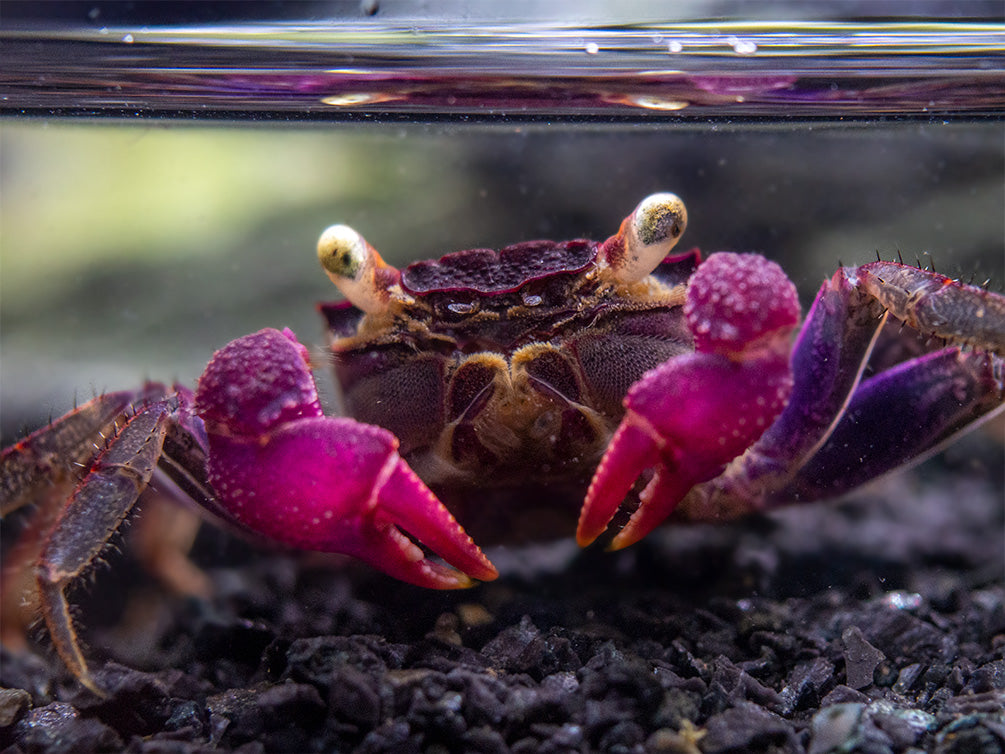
[
  {"left": 577, "top": 252, "right": 802, "bottom": 549},
  {"left": 196, "top": 328, "right": 497, "bottom": 588}
]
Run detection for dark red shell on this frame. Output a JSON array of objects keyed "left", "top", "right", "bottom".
[
  {"left": 400, "top": 240, "right": 596, "bottom": 296},
  {"left": 318, "top": 247, "right": 702, "bottom": 341}
]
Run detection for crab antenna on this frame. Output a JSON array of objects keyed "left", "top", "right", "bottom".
[
  {"left": 599, "top": 193, "right": 688, "bottom": 284},
  {"left": 317, "top": 225, "right": 402, "bottom": 314}
]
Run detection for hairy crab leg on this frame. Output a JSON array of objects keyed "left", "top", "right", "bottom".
[
  {"left": 1, "top": 390, "right": 137, "bottom": 515},
  {"left": 196, "top": 328, "right": 497, "bottom": 589},
  {"left": 34, "top": 397, "right": 178, "bottom": 695},
  {"left": 4, "top": 382, "right": 216, "bottom": 694},
  {"left": 680, "top": 262, "right": 1005, "bottom": 520},
  {"left": 577, "top": 252, "right": 801, "bottom": 549},
  {"left": 1, "top": 386, "right": 173, "bottom": 656},
  {"left": 857, "top": 261, "right": 1005, "bottom": 353}
]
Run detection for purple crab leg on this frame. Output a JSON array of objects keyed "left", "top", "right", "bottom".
[
  {"left": 681, "top": 262, "right": 1005, "bottom": 520},
  {"left": 3, "top": 391, "right": 138, "bottom": 654},
  {"left": 196, "top": 328, "right": 498, "bottom": 590},
  {"left": 577, "top": 252, "right": 801, "bottom": 549},
  {"left": 34, "top": 392, "right": 179, "bottom": 694},
  {"left": 2, "top": 390, "right": 140, "bottom": 515},
  {"left": 1, "top": 382, "right": 215, "bottom": 694},
  {"left": 677, "top": 269, "right": 888, "bottom": 519},
  {"left": 773, "top": 347, "right": 1003, "bottom": 501}
]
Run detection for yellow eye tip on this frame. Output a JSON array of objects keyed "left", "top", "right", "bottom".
[
  {"left": 634, "top": 193, "right": 687, "bottom": 248},
  {"left": 317, "top": 224, "right": 366, "bottom": 280},
  {"left": 601, "top": 193, "right": 689, "bottom": 284},
  {"left": 317, "top": 224, "right": 401, "bottom": 314}
]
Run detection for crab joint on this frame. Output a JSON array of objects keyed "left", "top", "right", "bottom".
[
  {"left": 317, "top": 224, "right": 402, "bottom": 314},
  {"left": 600, "top": 193, "right": 688, "bottom": 284}
]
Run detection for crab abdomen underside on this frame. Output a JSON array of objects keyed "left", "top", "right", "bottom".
[{"left": 331, "top": 305, "right": 692, "bottom": 490}]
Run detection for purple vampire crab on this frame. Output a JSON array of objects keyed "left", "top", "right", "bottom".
[{"left": 2, "top": 193, "right": 1003, "bottom": 694}]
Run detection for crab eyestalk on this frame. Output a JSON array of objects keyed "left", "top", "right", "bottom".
[
  {"left": 600, "top": 193, "right": 688, "bottom": 284},
  {"left": 318, "top": 225, "right": 402, "bottom": 314}
]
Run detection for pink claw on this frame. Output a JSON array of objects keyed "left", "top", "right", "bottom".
[
  {"left": 577, "top": 253, "right": 800, "bottom": 549},
  {"left": 196, "top": 328, "right": 497, "bottom": 589}
]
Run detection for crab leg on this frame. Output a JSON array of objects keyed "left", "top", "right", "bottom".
[
  {"left": 775, "top": 347, "right": 1002, "bottom": 501},
  {"left": 858, "top": 261, "right": 1005, "bottom": 353},
  {"left": 577, "top": 252, "right": 801, "bottom": 549},
  {"left": 2, "top": 392, "right": 137, "bottom": 650},
  {"left": 34, "top": 397, "right": 177, "bottom": 695},
  {"left": 2, "top": 390, "right": 138, "bottom": 515},
  {"left": 681, "top": 262, "right": 1005, "bottom": 520},
  {"left": 196, "top": 328, "right": 497, "bottom": 589},
  {"left": 1, "top": 381, "right": 220, "bottom": 693}
]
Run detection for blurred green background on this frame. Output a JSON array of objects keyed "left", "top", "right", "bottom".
[{"left": 2, "top": 120, "right": 1003, "bottom": 440}]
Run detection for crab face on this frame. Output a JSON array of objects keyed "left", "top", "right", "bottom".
[
  {"left": 317, "top": 194, "right": 696, "bottom": 542},
  {"left": 2, "top": 192, "right": 1003, "bottom": 695}
]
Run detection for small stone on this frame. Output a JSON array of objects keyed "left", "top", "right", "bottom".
[
  {"left": 0, "top": 687, "right": 31, "bottom": 727},
  {"left": 893, "top": 663, "right": 925, "bottom": 694},
  {"left": 820, "top": 685, "right": 870, "bottom": 707},
  {"left": 701, "top": 701, "right": 796, "bottom": 754},
  {"left": 429, "top": 612, "right": 463, "bottom": 646},
  {"left": 13, "top": 701, "right": 123, "bottom": 754},
  {"left": 808, "top": 703, "right": 864, "bottom": 754},
  {"left": 842, "top": 626, "right": 886, "bottom": 689}
]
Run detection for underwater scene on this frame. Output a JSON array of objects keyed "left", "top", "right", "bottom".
[{"left": 1, "top": 4, "right": 1003, "bottom": 753}]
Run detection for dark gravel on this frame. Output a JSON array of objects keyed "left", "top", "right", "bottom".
[{"left": 1, "top": 441, "right": 1003, "bottom": 754}]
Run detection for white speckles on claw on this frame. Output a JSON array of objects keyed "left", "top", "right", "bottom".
[
  {"left": 196, "top": 329, "right": 323, "bottom": 438},
  {"left": 686, "top": 253, "right": 800, "bottom": 357}
]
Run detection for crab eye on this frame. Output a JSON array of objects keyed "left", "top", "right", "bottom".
[
  {"left": 635, "top": 193, "right": 687, "bottom": 247},
  {"left": 601, "top": 193, "right": 688, "bottom": 284},
  {"left": 318, "top": 224, "right": 366, "bottom": 279},
  {"left": 317, "top": 224, "right": 399, "bottom": 314}
]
